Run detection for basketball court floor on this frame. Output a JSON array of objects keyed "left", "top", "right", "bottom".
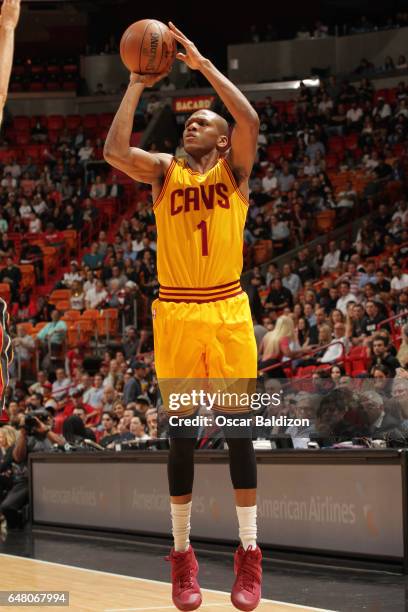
[{"left": 0, "top": 528, "right": 406, "bottom": 611}]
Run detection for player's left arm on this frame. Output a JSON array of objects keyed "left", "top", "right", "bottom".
[
  {"left": 0, "top": 0, "right": 21, "bottom": 127},
  {"left": 168, "top": 22, "right": 259, "bottom": 195}
]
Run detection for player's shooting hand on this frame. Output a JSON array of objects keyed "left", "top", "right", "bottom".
[
  {"left": 129, "top": 72, "right": 169, "bottom": 88},
  {"left": 0, "top": 0, "right": 21, "bottom": 30},
  {"left": 168, "top": 22, "right": 205, "bottom": 70}
]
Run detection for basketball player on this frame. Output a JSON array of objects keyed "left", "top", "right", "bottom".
[
  {"left": 0, "top": 0, "right": 21, "bottom": 128},
  {"left": 0, "top": 0, "right": 20, "bottom": 416},
  {"left": 105, "top": 22, "right": 262, "bottom": 612}
]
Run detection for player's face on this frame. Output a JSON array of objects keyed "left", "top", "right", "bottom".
[{"left": 183, "top": 112, "right": 223, "bottom": 155}]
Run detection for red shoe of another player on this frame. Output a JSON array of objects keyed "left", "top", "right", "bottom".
[
  {"left": 167, "top": 546, "right": 202, "bottom": 611},
  {"left": 231, "top": 545, "right": 262, "bottom": 611}
]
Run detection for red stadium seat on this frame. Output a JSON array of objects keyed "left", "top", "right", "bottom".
[
  {"left": 46, "top": 81, "right": 60, "bottom": 92},
  {"left": 62, "top": 63, "right": 78, "bottom": 75},
  {"left": 267, "top": 144, "right": 282, "bottom": 161},
  {"left": 83, "top": 114, "right": 98, "bottom": 129},
  {"left": 25, "top": 145, "right": 41, "bottom": 161},
  {"left": 326, "top": 153, "right": 338, "bottom": 169},
  {"left": 48, "top": 130, "right": 60, "bottom": 144},
  {"left": 99, "top": 113, "right": 115, "bottom": 128},
  {"left": 329, "top": 136, "right": 345, "bottom": 154},
  {"left": 15, "top": 132, "right": 31, "bottom": 146},
  {"left": 13, "top": 116, "right": 30, "bottom": 131},
  {"left": 29, "top": 82, "right": 45, "bottom": 92},
  {"left": 66, "top": 115, "right": 82, "bottom": 131},
  {"left": 344, "top": 133, "right": 358, "bottom": 150},
  {"left": 282, "top": 143, "right": 294, "bottom": 158},
  {"left": 62, "top": 81, "right": 77, "bottom": 92},
  {"left": 345, "top": 346, "right": 368, "bottom": 376},
  {"left": 285, "top": 101, "right": 296, "bottom": 115},
  {"left": 47, "top": 115, "right": 65, "bottom": 131}
]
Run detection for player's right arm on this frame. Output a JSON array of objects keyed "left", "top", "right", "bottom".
[
  {"left": 104, "top": 73, "right": 172, "bottom": 186},
  {"left": 0, "top": 0, "right": 21, "bottom": 128}
]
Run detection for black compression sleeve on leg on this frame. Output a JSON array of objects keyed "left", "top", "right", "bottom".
[
  {"left": 167, "top": 437, "right": 196, "bottom": 497},
  {"left": 226, "top": 437, "right": 257, "bottom": 489}
]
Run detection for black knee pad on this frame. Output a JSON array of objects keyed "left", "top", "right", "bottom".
[
  {"left": 168, "top": 437, "right": 196, "bottom": 497},
  {"left": 226, "top": 437, "right": 257, "bottom": 489}
]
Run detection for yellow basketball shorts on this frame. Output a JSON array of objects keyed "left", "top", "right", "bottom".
[{"left": 152, "top": 291, "right": 257, "bottom": 416}]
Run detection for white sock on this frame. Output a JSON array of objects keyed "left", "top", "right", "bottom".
[
  {"left": 236, "top": 505, "right": 257, "bottom": 551},
  {"left": 171, "top": 502, "right": 192, "bottom": 552}
]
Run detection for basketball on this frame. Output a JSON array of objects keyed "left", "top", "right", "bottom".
[{"left": 120, "top": 19, "right": 177, "bottom": 75}]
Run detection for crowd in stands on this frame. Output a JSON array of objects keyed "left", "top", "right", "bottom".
[
  {"left": 246, "top": 12, "right": 408, "bottom": 43},
  {"left": 354, "top": 55, "right": 408, "bottom": 77},
  {"left": 0, "top": 72, "right": 406, "bottom": 498}
]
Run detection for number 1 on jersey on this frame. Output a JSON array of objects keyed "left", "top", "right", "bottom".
[{"left": 197, "top": 220, "right": 209, "bottom": 256}]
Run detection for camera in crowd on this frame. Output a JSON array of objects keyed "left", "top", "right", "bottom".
[{"left": 24, "top": 409, "right": 50, "bottom": 435}]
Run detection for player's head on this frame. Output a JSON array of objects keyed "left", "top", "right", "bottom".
[{"left": 183, "top": 110, "right": 229, "bottom": 156}]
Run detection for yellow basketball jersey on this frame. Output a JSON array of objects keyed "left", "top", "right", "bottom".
[{"left": 153, "top": 157, "right": 248, "bottom": 302}]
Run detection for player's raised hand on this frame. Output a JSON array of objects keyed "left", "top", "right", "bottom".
[
  {"left": 129, "top": 71, "right": 169, "bottom": 88},
  {"left": 0, "top": 0, "right": 21, "bottom": 30},
  {"left": 168, "top": 22, "right": 205, "bottom": 70}
]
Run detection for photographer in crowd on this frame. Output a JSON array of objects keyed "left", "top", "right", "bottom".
[{"left": 0, "top": 409, "right": 63, "bottom": 529}]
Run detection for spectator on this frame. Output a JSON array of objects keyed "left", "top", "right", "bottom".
[
  {"left": 397, "top": 324, "right": 408, "bottom": 368},
  {"left": 360, "top": 391, "right": 399, "bottom": 437},
  {"left": 82, "top": 242, "right": 104, "bottom": 270},
  {"left": 259, "top": 315, "right": 303, "bottom": 378},
  {"left": 369, "top": 335, "right": 400, "bottom": 376},
  {"left": 282, "top": 263, "right": 302, "bottom": 298},
  {"left": 36, "top": 309, "right": 67, "bottom": 351},
  {"left": 264, "top": 277, "right": 293, "bottom": 313},
  {"left": 336, "top": 281, "right": 358, "bottom": 315},
  {"left": 123, "top": 368, "right": 142, "bottom": 405},
  {"left": 51, "top": 368, "right": 71, "bottom": 402},
  {"left": 70, "top": 280, "right": 85, "bottom": 311},
  {"left": 391, "top": 263, "right": 408, "bottom": 291},
  {"left": 78, "top": 139, "right": 94, "bottom": 163},
  {"left": 2, "top": 413, "right": 63, "bottom": 529},
  {"left": 320, "top": 322, "right": 349, "bottom": 364},
  {"left": 89, "top": 175, "right": 107, "bottom": 199},
  {"left": 0, "top": 256, "right": 21, "bottom": 300},
  {"left": 322, "top": 241, "right": 340, "bottom": 274}
]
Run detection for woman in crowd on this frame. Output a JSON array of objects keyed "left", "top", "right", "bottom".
[
  {"left": 330, "top": 364, "right": 346, "bottom": 387},
  {"left": 98, "top": 411, "right": 120, "bottom": 447},
  {"left": 69, "top": 280, "right": 85, "bottom": 312},
  {"left": 397, "top": 324, "right": 408, "bottom": 368},
  {"left": 259, "top": 315, "right": 305, "bottom": 377},
  {"left": 0, "top": 426, "right": 17, "bottom": 505}
]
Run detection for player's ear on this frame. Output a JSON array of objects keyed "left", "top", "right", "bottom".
[{"left": 216, "top": 134, "right": 229, "bottom": 152}]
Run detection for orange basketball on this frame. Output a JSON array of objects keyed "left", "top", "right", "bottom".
[{"left": 120, "top": 19, "right": 177, "bottom": 75}]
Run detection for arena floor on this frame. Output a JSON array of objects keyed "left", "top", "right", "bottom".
[{"left": 0, "top": 528, "right": 406, "bottom": 611}]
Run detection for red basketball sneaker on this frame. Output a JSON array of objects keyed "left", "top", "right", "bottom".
[
  {"left": 231, "top": 545, "right": 262, "bottom": 611},
  {"left": 167, "top": 546, "right": 202, "bottom": 611}
]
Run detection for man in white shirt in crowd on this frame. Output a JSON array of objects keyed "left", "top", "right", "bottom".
[
  {"left": 51, "top": 368, "right": 71, "bottom": 401},
  {"left": 320, "top": 322, "right": 349, "bottom": 363},
  {"left": 282, "top": 263, "right": 302, "bottom": 298},
  {"left": 62, "top": 261, "right": 82, "bottom": 289},
  {"left": 78, "top": 138, "right": 94, "bottom": 163},
  {"left": 392, "top": 201, "right": 408, "bottom": 225},
  {"left": 336, "top": 280, "right": 358, "bottom": 315},
  {"left": 4, "top": 157, "right": 21, "bottom": 179},
  {"left": 85, "top": 279, "right": 108, "bottom": 309},
  {"left": 391, "top": 263, "right": 408, "bottom": 291},
  {"left": 336, "top": 181, "right": 357, "bottom": 209},
  {"left": 322, "top": 240, "right": 340, "bottom": 273},
  {"left": 261, "top": 165, "right": 278, "bottom": 195},
  {"left": 346, "top": 102, "right": 363, "bottom": 127}
]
